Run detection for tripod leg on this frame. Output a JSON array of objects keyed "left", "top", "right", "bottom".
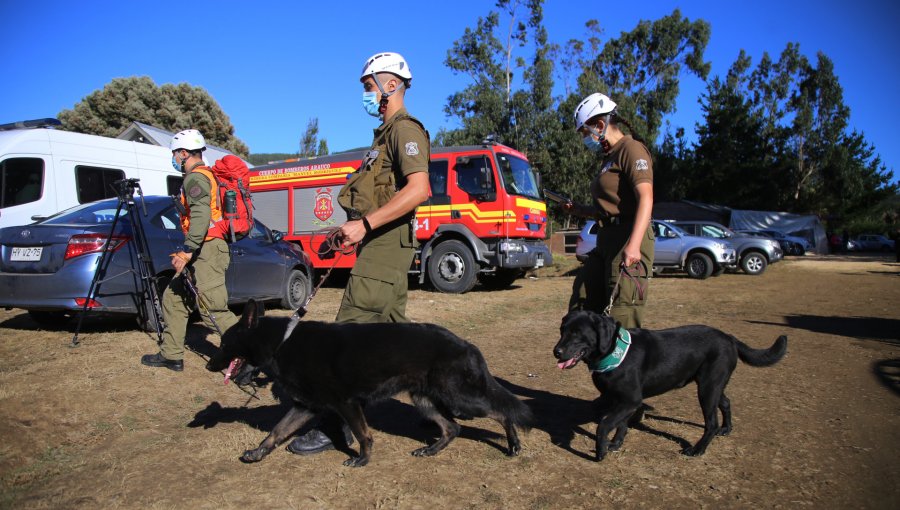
[
  {"left": 71, "top": 199, "right": 127, "bottom": 346},
  {"left": 128, "top": 195, "right": 166, "bottom": 343}
]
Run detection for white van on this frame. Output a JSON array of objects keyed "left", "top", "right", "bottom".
[{"left": 0, "top": 119, "right": 183, "bottom": 228}]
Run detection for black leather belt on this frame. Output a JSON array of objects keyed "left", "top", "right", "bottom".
[{"left": 599, "top": 215, "right": 634, "bottom": 227}]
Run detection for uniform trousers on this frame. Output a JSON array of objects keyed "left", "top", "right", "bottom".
[
  {"left": 160, "top": 238, "right": 239, "bottom": 360},
  {"left": 569, "top": 221, "right": 654, "bottom": 328}
]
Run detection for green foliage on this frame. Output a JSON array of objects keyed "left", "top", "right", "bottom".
[
  {"left": 576, "top": 9, "right": 711, "bottom": 143},
  {"left": 299, "top": 117, "right": 327, "bottom": 157},
  {"left": 57, "top": 76, "right": 249, "bottom": 158},
  {"left": 442, "top": 6, "right": 715, "bottom": 228},
  {"left": 688, "top": 44, "right": 896, "bottom": 220}
]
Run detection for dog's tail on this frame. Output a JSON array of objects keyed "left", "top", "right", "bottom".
[
  {"left": 487, "top": 377, "right": 534, "bottom": 431},
  {"left": 736, "top": 335, "right": 788, "bottom": 367}
]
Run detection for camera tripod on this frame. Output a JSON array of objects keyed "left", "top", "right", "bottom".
[{"left": 71, "top": 178, "right": 165, "bottom": 346}]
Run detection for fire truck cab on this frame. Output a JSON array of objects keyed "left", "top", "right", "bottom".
[{"left": 248, "top": 139, "right": 552, "bottom": 293}]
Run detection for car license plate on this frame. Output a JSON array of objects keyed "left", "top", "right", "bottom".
[
  {"left": 11, "top": 247, "right": 43, "bottom": 261},
  {"left": 536, "top": 254, "right": 544, "bottom": 267}
]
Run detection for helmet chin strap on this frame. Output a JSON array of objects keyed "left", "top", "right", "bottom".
[
  {"left": 373, "top": 76, "right": 405, "bottom": 116},
  {"left": 596, "top": 113, "right": 614, "bottom": 154}
]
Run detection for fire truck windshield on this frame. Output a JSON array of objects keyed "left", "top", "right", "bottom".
[{"left": 496, "top": 153, "right": 540, "bottom": 199}]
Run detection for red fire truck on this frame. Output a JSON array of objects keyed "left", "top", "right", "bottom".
[{"left": 248, "top": 139, "right": 552, "bottom": 293}]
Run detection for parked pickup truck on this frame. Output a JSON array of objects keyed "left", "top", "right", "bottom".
[
  {"left": 575, "top": 219, "right": 736, "bottom": 279},
  {"left": 673, "top": 221, "right": 782, "bottom": 275}
]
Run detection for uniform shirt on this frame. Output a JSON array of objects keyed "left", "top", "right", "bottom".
[
  {"left": 183, "top": 167, "right": 213, "bottom": 251},
  {"left": 373, "top": 107, "right": 430, "bottom": 184},
  {"left": 589, "top": 135, "right": 653, "bottom": 217}
]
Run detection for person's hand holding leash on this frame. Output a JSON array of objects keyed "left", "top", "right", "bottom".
[
  {"left": 622, "top": 242, "right": 642, "bottom": 268},
  {"left": 339, "top": 219, "right": 368, "bottom": 247},
  {"left": 171, "top": 251, "right": 191, "bottom": 275}
]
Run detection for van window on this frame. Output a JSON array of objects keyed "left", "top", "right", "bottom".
[
  {"left": 76, "top": 166, "right": 126, "bottom": 204},
  {"left": 0, "top": 158, "right": 44, "bottom": 209},
  {"left": 167, "top": 176, "right": 183, "bottom": 196}
]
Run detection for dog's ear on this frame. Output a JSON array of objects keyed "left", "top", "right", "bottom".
[{"left": 594, "top": 314, "right": 617, "bottom": 353}]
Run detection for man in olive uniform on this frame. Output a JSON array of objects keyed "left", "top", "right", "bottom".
[
  {"left": 287, "top": 52, "right": 430, "bottom": 454},
  {"left": 334, "top": 51, "right": 430, "bottom": 323},
  {"left": 140, "top": 129, "right": 239, "bottom": 371}
]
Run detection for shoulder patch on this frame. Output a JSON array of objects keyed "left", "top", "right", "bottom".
[
  {"left": 188, "top": 185, "right": 203, "bottom": 198},
  {"left": 635, "top": 159, "right": 649, "bottom": 171},
  {"left": 405, "top": 142, "right": 420, "bottom": 156}
]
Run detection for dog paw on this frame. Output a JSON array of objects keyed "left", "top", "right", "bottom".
[
  {"left": 608, "top": 442, "right": 623, "bottom": 452},
  {"left": 343, "top": 455, "right": 369, "bottom": 467},
  {"left": 681, "top": 446, "right": 705, "bottom": 457},
  {"left": 507, "top": 444, "right": 521, "bottom": 457},
  {"left": 411, "top": 446, "right": 437, "bottom": 457},
  {"left": 717, "top": 426, "right": 731, "bottom": 436},
  {"left": 240, "top": 447, "right": 270, "bottom": 463}
]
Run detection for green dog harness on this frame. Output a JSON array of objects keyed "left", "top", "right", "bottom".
[{"left": 589, "top": 327, "right": 632, "bottom": 373}]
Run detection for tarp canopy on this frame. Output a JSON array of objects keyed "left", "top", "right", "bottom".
[
  {"left": 728, "top": 209, "right": 828, "bottom": 254},
  {"left": 654, "top": 200, "right": 828, "bottom": 254}
]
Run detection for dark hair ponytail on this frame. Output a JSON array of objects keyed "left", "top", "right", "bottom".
[{"left": 612, "top": 115, "right": 645, "bottom": 145}]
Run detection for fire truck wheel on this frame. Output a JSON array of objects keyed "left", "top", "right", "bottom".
[
  {"left": 428, "top": 240, "right": 478, "bottom": 294},
  {"left": 477, "top": 268, "right": 524, "bottom": 290},
  {"left": 281, "top": 269, "right": 311, "bottom": 309}
]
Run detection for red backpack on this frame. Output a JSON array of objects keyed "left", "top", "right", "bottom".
[{"left": 208, "top": 155, "right": 253, "bottom": 242}]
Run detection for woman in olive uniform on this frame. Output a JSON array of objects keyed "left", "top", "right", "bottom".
[{"left": 564, "top": 93, "right": 654, "bottom": 329}]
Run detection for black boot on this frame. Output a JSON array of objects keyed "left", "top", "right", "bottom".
[
  {"left": 287, "top": 423, "right": 354, "bottom": 455},
  {"left": 140, "top": 352, "right": 183, "bottom": 372}
]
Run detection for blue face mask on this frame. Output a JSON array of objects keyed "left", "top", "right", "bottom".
[
  {"left": 171, "top": 155, "right": 181, "bottom": 171},
  {"left": 362, "top": 92, "right": 381, "bottom": 117},
  {"left": 582, "top": 135, "right": 602, "bottom": 153},
  {"left": 582, "top": 126, "right": 604, "bottom": 153}
]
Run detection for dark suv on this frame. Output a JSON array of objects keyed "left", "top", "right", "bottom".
[{"left": 674, "top": 221, "right": 783, "bottom": 275}]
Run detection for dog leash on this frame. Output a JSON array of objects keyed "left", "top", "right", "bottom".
[
  {"left": 223, "top": 228, "right": 360, "bottom": 386},
  {"left": 603, "top": 262, "right": 648, "bottom": 316},
  {"left": 281, "top": 228, "right": 357, "bottom": 343},
  {"left": 179, "top": 266, "right": 224, "bottom": 337}
]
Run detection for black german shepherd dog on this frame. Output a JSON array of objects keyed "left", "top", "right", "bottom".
[
  {"left": 553, "top": 310, "right": 787, "bottom": 461},
  {"left": 207, "top": 302, "right": 532, "bottom": 467}
]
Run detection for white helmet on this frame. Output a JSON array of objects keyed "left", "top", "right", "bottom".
[
  {"left": 574, "top": 93, "right": 617, "bottom": 130},
  {"left": 170, "top": 129, "right": 206, "bottom": 151},
  {"left": 360, "top": 52, "right": 412, "bottom": 87}
]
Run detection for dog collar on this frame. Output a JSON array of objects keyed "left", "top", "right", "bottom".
[{"left": 589, "top": 327, "right": 631, "bottom": 373}]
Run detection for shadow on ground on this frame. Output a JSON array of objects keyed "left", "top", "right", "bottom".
[{"left": 749, "top": 314, "right": 899, "bottom": 345}]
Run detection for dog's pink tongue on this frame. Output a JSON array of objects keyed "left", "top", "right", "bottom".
[
  {"left": 557, "top": 358, "right": 578, "bottom": 370},
  {"left": 224, "top": 358, "right": 244, "bottom": 385}
]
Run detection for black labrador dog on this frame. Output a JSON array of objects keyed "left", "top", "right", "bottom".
[
  {"left": 207, "top": 302, "right": 532, "bottom": 467},
  {"left": 553, "top": 310, "right": 787, "bottom": 461}
]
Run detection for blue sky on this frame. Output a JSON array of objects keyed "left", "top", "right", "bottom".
[{"left": 1, "top": 1, "right": 897, "bottom": 182}]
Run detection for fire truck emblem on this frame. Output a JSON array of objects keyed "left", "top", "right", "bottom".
[{"left": 314, "top": 188, "right": 334, "bottom": 222}]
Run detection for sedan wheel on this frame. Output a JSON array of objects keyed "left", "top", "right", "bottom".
[{"left": 281, "top": 269, "right": 311, "bottom": 310}]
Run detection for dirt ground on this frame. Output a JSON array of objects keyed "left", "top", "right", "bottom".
[{"left": 0, "top": 253, "right": 898, "bottom": 509}]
